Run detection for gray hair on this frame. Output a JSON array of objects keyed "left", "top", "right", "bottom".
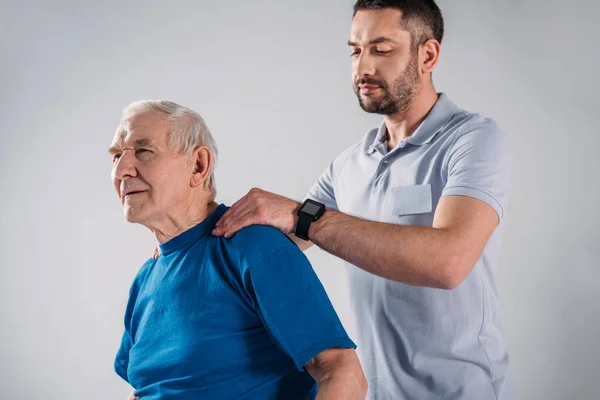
[{"left": 119, "top": 100, "right": 218, "bottom": 198}]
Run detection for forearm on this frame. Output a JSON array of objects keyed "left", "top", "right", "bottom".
[
  {"left": 308, "top": 209, "right": 461, "bottom": 289},
  {"left": 286, "top": 232, "right": 314, "bottom": 251}
]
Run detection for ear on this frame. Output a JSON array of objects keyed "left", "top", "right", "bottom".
[
  {"left": 419, "top": 38, "right": 441, "bottom": 76},
  {"left": 190, "top": 146, "right": 212, "bottom": 188}
]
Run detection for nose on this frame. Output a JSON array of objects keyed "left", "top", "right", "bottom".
[
  {"left": 355, "top": 52, "right": 376, "bottom": 80},
  {"left": 113, "top": 149, "right": 138, "bottom": 181}
]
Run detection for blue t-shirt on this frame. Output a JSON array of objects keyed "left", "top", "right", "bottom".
[{"left": 114, "top": 204, "right": 355, "bottom": 399}]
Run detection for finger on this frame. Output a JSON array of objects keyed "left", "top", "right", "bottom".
[
  {"left": 214, "top": 202, "right": 256, "bottom": 236},
  {"left": 218, "top": 203, "right": 259, "bottom": 237},
  {"left": 215, "top": 197, "right": 256, "bottom": 233},
  {"left": 215, "top": 194, "right": 252, "bottom": 228},
  {"left": 222, "top": 209, "right": 261, "bottom": 238}
]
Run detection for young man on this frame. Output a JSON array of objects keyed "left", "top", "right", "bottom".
[{"left": 214, "top": 1, "right": 514, "bottom": 399}]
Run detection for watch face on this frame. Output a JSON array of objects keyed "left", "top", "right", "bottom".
[{"left": 301, "top": 201, "right": 322, "bottom": 216}]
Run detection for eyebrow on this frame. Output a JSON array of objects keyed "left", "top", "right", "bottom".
[
  {"left": 108, "top": 137, "right": 155, "bottom": 155},
  {"left": 347, "top": 37, "right": 398, "bottom": 46}
]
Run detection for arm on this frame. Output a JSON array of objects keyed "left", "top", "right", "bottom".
[
  {"left": 213, "top": 122, "right": 509, "bottom": 289},
  {"left": 305, "top": 348, "right": 367, "bottom": 400},
  {"left": 306, "top": 195, "right": 498, "bottom": 289},
  {"left": 241, "top": 241, "right": 363, "bottom": 394},
  {"left": 215, "top": 192, "right": 496, "bottom": 289},
  {"left": 287, "top": 232, "right": 313, "bottom": 251},
  {"left": 290, "top": 196, "right": 496, "bottom": 288}
]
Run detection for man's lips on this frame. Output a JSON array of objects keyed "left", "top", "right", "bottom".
[
  {"left": 122, "top": 190, "right": 146, "bottom": 197},
  {"left": 359, "top": 84, "right": 381, "bottom": 94}
]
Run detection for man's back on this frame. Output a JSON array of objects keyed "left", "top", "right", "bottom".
[{"left": 115, "top": 204, "right": 355, "bottom": 399}]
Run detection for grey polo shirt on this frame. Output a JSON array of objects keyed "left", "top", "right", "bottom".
[{"left": 306, "top": 93, "right": 514, "bottom": 400}]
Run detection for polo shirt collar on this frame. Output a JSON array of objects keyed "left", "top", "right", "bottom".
[{"left": 365, "top": 93, "right": 458, "bottom": 154}]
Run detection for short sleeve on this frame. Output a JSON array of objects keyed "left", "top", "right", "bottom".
[
  {"left": 441, "top": 119, "right": 511, "bottom": 221},
  {"left": 305, "top": 144, "right": 359, "bottom": 209},
  {"left": 113, "top": 261, "right": 152, "bottom": 384},
  {"left": 305, "top": 161, "right": 339, "bottom": 210},
  {"left": 244, "top": 246, "right": 356, "bottom": 371}
]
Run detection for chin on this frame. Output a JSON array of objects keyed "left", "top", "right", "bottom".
[
  {"left": 360, "top": 101, "right": 383, "bottom": 113},
  {"left": 123, "top": 206, "right": 146, "bottom": 224}
]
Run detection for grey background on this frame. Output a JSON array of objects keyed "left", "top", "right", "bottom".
[{"left": 1, "top": 0, "right": 598, "bottom": 399}]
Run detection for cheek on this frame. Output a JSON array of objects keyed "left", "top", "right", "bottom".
[
  {"left": 379, "top": 53, "right": 408, "bottom": 72},
  {"left": 111, "top": 173, "right": 121, "bottom": 197},
  {"left": 146, "top": 164, "right": 189, "bottom": 200}
]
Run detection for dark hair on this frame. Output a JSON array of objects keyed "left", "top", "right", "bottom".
[{"left": 353, "top": 0, "right": 444, "bottom": 50}]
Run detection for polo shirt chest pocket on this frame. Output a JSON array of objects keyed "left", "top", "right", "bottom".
[{"left": 389, "top": 184, "right": 434, "bottom": 225}]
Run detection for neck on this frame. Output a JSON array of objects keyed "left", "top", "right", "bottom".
[
  {"left": 148, "top": 195, "right": 218, "bottom": 244},
  {"left": 383, "top": 86, "right": 439, "bottom": 150}
]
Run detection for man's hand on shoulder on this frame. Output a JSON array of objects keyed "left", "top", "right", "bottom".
[{"left": 212, "top": 188, "right": 300, "bottom": 238}]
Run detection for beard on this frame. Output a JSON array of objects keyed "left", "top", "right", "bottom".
[{"left": 355, "top": 55, "right": 420, "bottom": 115}]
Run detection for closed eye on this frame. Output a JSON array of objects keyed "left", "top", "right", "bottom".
[{"left": 135, "top": 148, "right": 154, "bottom": 161}]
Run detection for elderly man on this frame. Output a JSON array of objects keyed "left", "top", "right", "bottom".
[{"left": 110, "top": 100, "right": 366, "bottom": 400}]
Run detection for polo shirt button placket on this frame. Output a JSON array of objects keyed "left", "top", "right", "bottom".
[{"left": 373, "top": 159, "right": 390, "bottom": 190}]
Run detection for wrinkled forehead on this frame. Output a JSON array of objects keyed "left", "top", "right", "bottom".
[{"left": 111, "top": 112, "right": 169, "bottom": 148}]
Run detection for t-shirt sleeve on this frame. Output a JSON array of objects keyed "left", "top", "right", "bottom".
[
  {"left": 114, "top": 329, "right": 133, "bottom": 383},
  {"left": 305, "top": 160, "right": 339, "bottom": 210},
  {"left": 441, "top": 119, "right": 511, "bottom": 221},
  {"left": 304, "top": 144, "right": 359, "bottom": 210},
  {"left": 114, "top": 261, "right": 152, "bottom": 384},
  {"left": 243, "top": 246, "right": 356, "bottom": 371}
]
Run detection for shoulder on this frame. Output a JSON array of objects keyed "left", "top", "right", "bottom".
[
  {"left": 122, "top": 258, "right": 156, "bottom": 306},
  {"left": 131, "top": 258, "right": 156, "bottom": 289},
  {"left": 437, "top": 109, "right": 508, "bottom": 157},
  {"left": 228, "top": 225, "right": 299, "bottom": 261},
  {"left": 449, "top": 109, "right": 505, "bottom": 141},
  {"left": 332, "top": 130, "right": 374, "bottom": 168},
  {"left": 223, "top": 225, "right": 306, "bottom": 272}
]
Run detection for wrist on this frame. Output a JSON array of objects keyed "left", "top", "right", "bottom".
[
  {"left": 291, "top": 202, "right": 301, "bottom": 233},
  {"left": 307, "top": 208, "right": 330, "bottom": 240},
  {"left": 294, "top": 199, "right": 326, "bottom": 240}
]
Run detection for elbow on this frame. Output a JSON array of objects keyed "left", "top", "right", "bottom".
[
  {"left": 342, "top": 365, "right": 368, "bottom": 399},
  {"left": 438, "top": 274, "right": 462, "bottom": 291},
  {"left": 437, "top": 256, "right": 471, "bottom": 290},
  {"left": 351, "top": 365, "right": 368, "bottom": 398},
  {"left": 340, "top": 358, "right": 368, "bottom": 398},
  {"left": 359, "top": 372, "right": 368, "bottom": 397},
  {"left": 336, "top": 353, "right": 369, "bottom": 398}
]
